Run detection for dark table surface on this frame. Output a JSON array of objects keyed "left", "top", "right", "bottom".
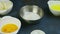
[{"left": 3, "top": 0, "right": 60, "bottom": 34}]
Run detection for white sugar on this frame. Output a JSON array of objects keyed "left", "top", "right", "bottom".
[{"left": 23, "top": 12, "right": 41, "bottom": 20}]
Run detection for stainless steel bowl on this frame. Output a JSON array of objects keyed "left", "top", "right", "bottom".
[{"left": 19, "top": 5, "right": 44, "bottom": 24}]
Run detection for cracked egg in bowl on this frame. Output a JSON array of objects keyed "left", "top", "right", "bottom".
[{"left": 0, "top": 16, "right": 21, "bottom": 34}]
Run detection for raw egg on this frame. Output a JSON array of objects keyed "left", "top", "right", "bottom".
[
  {"left": 0, "top": 16, "right": 21, "bottom": 34},
  {"left": 2, "top": 24, "right": 18, "bottom": 33}
]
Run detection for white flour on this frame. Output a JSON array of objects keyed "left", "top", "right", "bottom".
[{"left": 23, "top": 12, "right": 40, "bottom": 20}]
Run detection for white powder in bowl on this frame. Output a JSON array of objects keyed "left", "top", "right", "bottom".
[{"left": 23, "top": 12, "right": 41, "bottom": 20}]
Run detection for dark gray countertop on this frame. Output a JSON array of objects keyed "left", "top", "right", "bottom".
[{"left": 3, "top": 0, "right": 60, "bottom": 34}]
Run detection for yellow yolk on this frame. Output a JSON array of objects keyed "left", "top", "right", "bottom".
[
  {"left": 1, "top": 24, "right": 18, "bottom": 33},
  {"left": 50, "top": 4, "right": 60, "bottom": 11}
]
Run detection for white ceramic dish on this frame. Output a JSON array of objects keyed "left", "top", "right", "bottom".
[
  {"left": 0, "top": 1, "right": 13, "bottom": 15},
  {"left": 31, "top": 30, "right": 45, "bottom": 34},
  {"left": 48, "top": 1, "right": 60, "bottom": 16},
  {"left": 0, "top": 16, "right": 21, "bottom": 34}
]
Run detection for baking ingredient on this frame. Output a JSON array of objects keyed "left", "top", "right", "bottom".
[
  {"left": 23, "top": 12, "right": 40, "bottom": 20},
  {"left": 1, "top": 24, "right": 18, "bottom": 33},
  {"left": 50, "top": 4, "right": 60, "bottom": 11}
]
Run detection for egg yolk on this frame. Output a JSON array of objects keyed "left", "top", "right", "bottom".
[
  {"left": 50, "top": 4, "right": 60, "bottom": 11},
  {"left": 1, "top": 24, "right": 18, "bottom": 33}
]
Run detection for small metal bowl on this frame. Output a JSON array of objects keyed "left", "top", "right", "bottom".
[{"left": 19, "top": 5, "right": 44, "bottom": 24}]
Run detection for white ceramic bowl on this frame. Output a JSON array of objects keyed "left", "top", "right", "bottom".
[
  {"left": 0, "top": 16, "right": 21, "bottom": 34},
  {"left": 0, "top": 1, "right": 13, "bottom": 15},
  {"left": 48, "top": 1, "right": 60, "bottom": 16},
  {"left": 31, "top": 30, "right": 45, "bottom": 34}
]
